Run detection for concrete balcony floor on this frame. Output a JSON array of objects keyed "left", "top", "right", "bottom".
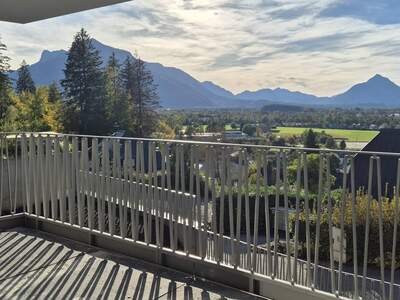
[{"left": 0, "top": 228, "right": 264, "bottom": 300}]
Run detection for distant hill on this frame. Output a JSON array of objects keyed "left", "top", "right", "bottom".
[
  {"left": 331, "top": 74, "right": 400, "bottom": 107},
  {"left": 9, "top": 38, "right": 400, "bottom": 108},
  {"left": 236, "top": 87, "right": 323, "bottom": 105}
]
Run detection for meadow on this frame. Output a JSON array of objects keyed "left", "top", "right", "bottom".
[{"left": 274, "top": 127, "right": 379, "bottom": 142}]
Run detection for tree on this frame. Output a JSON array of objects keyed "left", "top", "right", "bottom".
[
  {"left": 0, "top": 37, "right": 11, "bottom": 128},
  {"left": 303, "top": 129, "right": 318, "bottom": 148},
  {"left": 48, "top": 82, "right": 62, "bottom": 103},
  {"left": 16, "top": 60, "right": 36, "bottom": 94},
  {"left": 13, "top": 87, "right": 62, "bottom": 132},
  {"left": 121, "top": 54, "right": 159, "bottom": 137},
  {"left": 339, "top": 139, "right": 346, "bottom": 150},
  {"left": 61, "top": 28, "right": 109, "bottom": 134},
  {"left": 105, "top": 53, "right": 131, "bottom": 132},
  {"left": 242, "top": 124, "right": 257, "bottom": 136},
  {"left": 325, "top": 136, "right": 337, "bottom": 149}
]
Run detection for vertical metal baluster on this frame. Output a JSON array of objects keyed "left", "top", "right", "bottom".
[
  {"left": 13, "top": 135, "right": 18, "bottom": 214},
  {"left": 40, "top": 135, "right": 48, "bottom": 218},
  {"left": 203, "top": 146, "right": 210, "bottom": 259},
  {"left": 153, "top": 142, "right": 160, "bottom": 247},
  {"left": 326, "top": 155, "right": 336, "bottom": 294},
  {"left": 273, "top": 151, "right": 282, "bottom": 278},
  {"left": 180, "top": 144, "right": 187, "bottom": 253},
  {"left": 219, "top": 147, "right": 226, "bottom": 262},
  {"left": 64, "top": 136, "right": 72, "bottom": 224},
  {"left": 389, "top": 158, "right": 400, "bottom": 300},
  {"left": 5, "top": 135, "right": 11, "bottom": 215},
  {"left": 211, "top": 175, "right": 218, "bottom": 262},
  {"left": 349, "top": 157, "right": 358, "bottom": 299},
  {"left": 104, "top": 139, "right": 112, "bottom": 233},
  {"left": 208, "top": 146, "right": 215, "bottom": 260},
  {"left": 264, "top": 154, "right": 271, "bottom": 277},
  {"left": 148, "top": 142, "right": 154, "bottom": 244},
  {"left": 92, "top": 138, "right": 99, "bottom": 230},
  {"left": 236, "top": 150, "right": 243, "bottom": 267},
  {"left": 244, "top": 149, "right": 251, "bottom": 270},
  {"left": 33, "top": 135, "right": 40, "bottom": 217},
  {"left": 376, "top": 157, "right": 386, "bottom": 300},
  {"left": 160, "top": 142, "right": 166, "bottom": 247},
  {"left": 76, "top": 138, "right": 83, "bottom": 227},
  {"left": 60, "top": 135, "right": 68, "bottom": 222},
  {"left": 165, "top": 143, "right": 174, "bottom": 250},
  {"left": 227, "top": 148, "right": 235, "bottom": 265},
  {"left": 293, "top": 151, "right": 302, "bottom": 284},
  {"left": 133, "top": 141, "right": 140, "bottom": 240},
  {"left": 173, "top": 144, "right": 179, "bottom": 250},
  {"left": 117, "top": 140, "right": 124, "bottom": 237},
  {"left": 313, "top": 153, "right": 325, "bottom": 290},
  {"left": 82, "top": 138, "right": 90, "bottom": 228},
  {"left": 282, "top": 151, "right": 291, "bottom": 281},
  {"left": 21, "top": 134, "right": 28, "bottom": 214},
  {"left": 51, "top": 136, "right": 58, "bottom": 220},
  {"left": 69, "top": 137, "right": 76, "bottom": 225},
  {"left": 303, "top": 152, "right": 311, "bottom": 288},
  {"left": 338, "top": 155, "right": 348, "bottom": 296},
  {"left": 122, "top": 140, "right": 129, "bottom": 239},
  {"left": 252, "top": 151, "right": 261, "bottom": 273},
  {"left": 362, "top": 156, "right": 374, "bottom": 299},
  {"left": 126, "top": 141, "right": 134, "bottom": 239},
  {"left": 29, "top": 135, "right": 35, "bottom": 215},
  {"left": 188, "top": 145, "right": 195, "bottom": 255},
  {"left": 195, "top": 145, "right": 202, "bottom": 258}
]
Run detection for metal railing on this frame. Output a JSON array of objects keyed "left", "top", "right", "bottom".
[{"left": 1, "top": 132, "right": 400, "bottom": 300}]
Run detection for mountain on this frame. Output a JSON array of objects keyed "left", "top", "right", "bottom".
[
  {"left": 201, "top": 81, "right": 235, "bottom": 98},
  {"left": 10, "top": 39, "right": 244, "bottom": 109},
  {"left": 331, "top": 74, "right": 400, "bottom": 107},
  {"left": 9, "top": 38, "right": 400, "bottom": 108},
  {"left": 236, "top": 87, "right": 324, "bottom": 105}
]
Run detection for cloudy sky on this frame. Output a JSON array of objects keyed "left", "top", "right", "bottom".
[{"left": 1, "top": 0, "right": 400, "bottom": 96}]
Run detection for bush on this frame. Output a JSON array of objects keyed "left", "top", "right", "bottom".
[{"left": 291, "top": 192, "right": 400, "bottom": 267}]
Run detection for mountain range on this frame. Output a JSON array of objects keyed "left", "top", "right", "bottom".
[{"left": 9, "top": 39, "right": 400, "bottom": 108}]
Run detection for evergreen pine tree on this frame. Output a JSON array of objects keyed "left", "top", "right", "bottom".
[
  {"left": 121, "top": 54, "right": 159, "bottom": 137},
  {"left": 105, "top": 53, "right": 131, "bottom": 132},
  {"left": 303, "top": 129, "right": 318, "bottom": 148},
  {"left": 61, "top": 29, "right": 109, "bottom": 134},
  {"left": 0, "top": 38, "right": 11, "bottom": 126},
  {"left": 16, "top": 60, "right": 36, "bottom": 94},
  {"left": 48, "top": 82, "right": 62, "bottom": 103}
]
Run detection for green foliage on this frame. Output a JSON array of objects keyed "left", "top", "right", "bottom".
[
  {"left": 292, "top": 192, "right": 400, "bottom": 267},
  {"left": 242, "top": 124, "right": 257, "bottom": 136},
  {"left": 105, "top": 53, "right": 132, "bottom": 133},
  {"left": 302, "top": 129, "right": 318, "bottom": 148},
  {"left": 16, "top": 60, "right": 36, "bottom": 94},
  {"left": 0, "top": 38, "right": 11, "bottom": 129},
  {"left": 120, "top": 54, "right": 159, "bottom": 137},
  {"left": 61, "top": 28, "right": 110, "bottom": 134},
  {"left": 340, "top": 139, "right": 346, "bottom": 150},
  {"left": 13, "top": 87, "right": 63, "bottom": 132},
  {"left": 325, "top": 136, "right": 337, "bottom": 149}
]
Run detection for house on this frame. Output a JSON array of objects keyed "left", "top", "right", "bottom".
[{"left": 353, "top": 129, "right": 400, "bottom": 197}]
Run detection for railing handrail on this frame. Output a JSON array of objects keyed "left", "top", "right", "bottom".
[{"left": 2, "top": 131, "right": 400, "bottom": 158}]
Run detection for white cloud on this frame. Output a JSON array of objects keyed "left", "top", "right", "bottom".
[{"left": 1, "top": 0, "right": 400, "bottom": 95}]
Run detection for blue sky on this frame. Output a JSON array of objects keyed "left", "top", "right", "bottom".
[{"left": 1, "top": 0, "right": 400, "bottom": 96}]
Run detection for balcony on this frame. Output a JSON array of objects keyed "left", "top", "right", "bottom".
[{"left": 1, "top": 132, "right": 400, "bottom": 300}]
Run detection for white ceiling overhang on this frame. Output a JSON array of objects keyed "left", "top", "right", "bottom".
[{"left": 0, "top": 0, "right": 132, "bottom": 23}]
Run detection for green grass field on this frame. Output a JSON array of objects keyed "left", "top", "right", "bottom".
[{"left": 274, "top": 127, "right": 379, "bottom": 142}]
